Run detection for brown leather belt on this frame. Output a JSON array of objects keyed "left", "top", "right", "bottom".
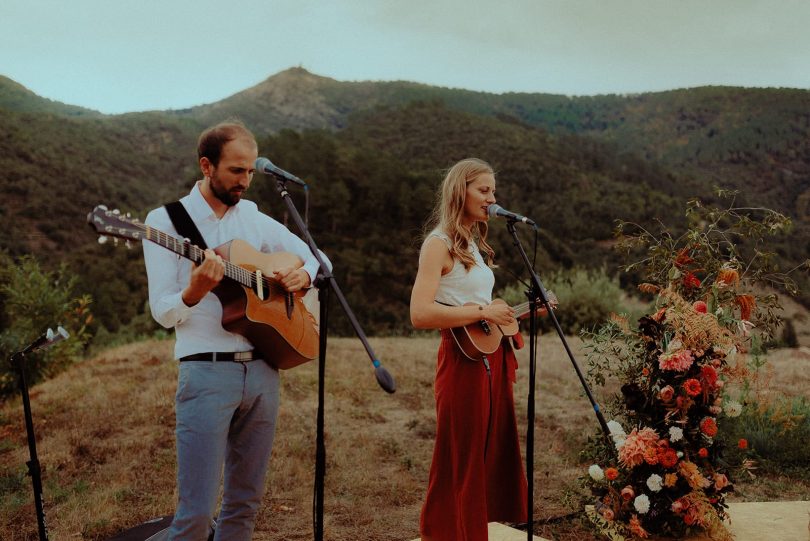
[{"left": 179, "top": 351, "right": 256, "bottom": 362}]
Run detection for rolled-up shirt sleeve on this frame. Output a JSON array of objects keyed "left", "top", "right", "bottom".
[{"left": 143, "top": 207, "right": 195, "bottom": 328}]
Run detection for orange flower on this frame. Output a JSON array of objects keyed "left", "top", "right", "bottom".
[
  {"left": 735, "top": 294, "right": 756, "bottom": 321},
  {"left": 716, "top": 267, "right": 740, "bottom": 286},
  {"left": 698, "top": 447, "right": 709, "bottom": 458},
  {"left": 738, "top": 438, "right": 748, "bottom": 449},
  {"left": 629, "top": 515, "right": 650, "bottom": 538},
  {"left": 605, "top": 467, "right": 619, "bottom": 481},
  {"left": 664, "top": 473, "right": 678, "bottom": 487}
]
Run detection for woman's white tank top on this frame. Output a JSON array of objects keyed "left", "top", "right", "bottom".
[{"left": 424, "top": 229, "right": 494, "bottom": 307}]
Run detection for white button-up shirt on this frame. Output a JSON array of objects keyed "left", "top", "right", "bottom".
[{"left": 143, "top": 182, "right": 329, "bottom": 360}]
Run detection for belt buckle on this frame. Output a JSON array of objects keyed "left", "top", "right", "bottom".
[{"left": 233, "top": 351, "right": 253, "bottom": 362}]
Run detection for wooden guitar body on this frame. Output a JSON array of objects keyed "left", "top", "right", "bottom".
[{"left": 213, "top": 239, "right": 319, "bottom": 370}]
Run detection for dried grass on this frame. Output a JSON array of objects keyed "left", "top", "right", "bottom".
[{"left": 1, "top": 336, "right": 808, "bottom": 540}]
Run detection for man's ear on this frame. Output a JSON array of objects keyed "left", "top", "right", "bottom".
[{"left": 200, "top": 157, "right": 214, "bottom": 179}]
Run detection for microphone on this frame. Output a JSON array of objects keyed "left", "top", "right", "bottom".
[
  {"left": 22, "top": 326, "right": 70, "bottom": 354},
  {"left": 487, "top": 204, "right": 537, "bottom": 227},
  {"left": 254, "top": 157, "right": 307, "bottom": 187}
]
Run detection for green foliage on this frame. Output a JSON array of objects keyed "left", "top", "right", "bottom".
[
  {"left": 499, "top": 267, "right": 630, "bottom": 335},
  {"left": 0, "top": 252, "right": 92, "bottom": 397},
  {"left": 719, "top": 396, "right": 810, "bottom": 473}
]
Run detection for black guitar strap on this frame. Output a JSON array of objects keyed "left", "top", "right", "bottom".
[{"left": 164, "top": 201, "right": 208, "bottom": 250}]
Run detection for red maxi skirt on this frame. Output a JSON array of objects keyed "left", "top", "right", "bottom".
[{"left": 420, "top": 330, "right": 528, "bottom": 541}]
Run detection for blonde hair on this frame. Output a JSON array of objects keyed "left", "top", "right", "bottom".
[{"left": 426, "top": 158, "right": 496, "bottom": 270}]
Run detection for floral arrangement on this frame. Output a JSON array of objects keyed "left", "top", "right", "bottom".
[{"left": 581, "top": 196, "right": 795, "bottom": 540}]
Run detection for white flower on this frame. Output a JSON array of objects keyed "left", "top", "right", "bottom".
[
  {"left": 677, "top": 451, "right": 684, "bottom": 458},
  {"left": 669, "top": 426, "right": 684, "bottom": 442},
  {"left": 725, "top": 400, "right": 743, "bottom": 418},
  {"left": 666, "top": 338, "right": 683, "bottom": 354},
  {"left": 646, "top": 474, "right": 663, "bottom": 492},
  {"left": 607, "top": 420, "right": 626, "bottom": 438},
  {"left": 588, "top": 464, "right": 605, "bottom": 481},
  {"left": 634, "top": 494, "right": 651, "bottom": 514},
  {"left": 614, "top": 437, "right": 626, "bottom": 451}
]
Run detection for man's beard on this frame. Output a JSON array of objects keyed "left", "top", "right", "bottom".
[{"left": 210, "top": 172, "right": 243, "bottom": 207}]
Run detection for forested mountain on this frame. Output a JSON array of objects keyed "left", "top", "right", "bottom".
[{"left": 0, "top": 69, "right": 806, "bottom": 336}]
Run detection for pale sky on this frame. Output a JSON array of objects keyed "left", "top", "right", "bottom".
[{"left": 2, "top": 0, "right": 809, "bottom": 114}]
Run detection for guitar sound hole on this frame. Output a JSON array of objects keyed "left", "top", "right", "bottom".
[{"left": 480, "top": 320, "right": 492, "bottom": 335}]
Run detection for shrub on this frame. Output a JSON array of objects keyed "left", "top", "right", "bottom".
[{"left": 0, "top": 253, "right": 91, "bottom": 397}]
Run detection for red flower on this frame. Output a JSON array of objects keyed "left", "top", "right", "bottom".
[
  {"left": 605, "top": 467, "right": 619, "bottom": 480},
  {"left": 700, "top": 365, "right": 718, "bottom": 388},
  {"left": 700, "top": 417, "right": 718, "bottom": 438},
  {"left": 674, "top": 247, "right": 694, "bottom": 268},
  {"left": 683, "top": 378, "right": 702, "bottom": 397},
  {"left": 683, "top": 272, "right": 701, "bottom": 289},
  {"left": 658, "top": 447, "right": 679, "bottom": 468},
  {"left": 738, "top": 438, "right": 748, "bottom": 449},
  {"left": 693, "top": 300, "right": 708, "bottom": 313},
  {"left": 698, "top": 447, "right": 709, "bottom": 458}
]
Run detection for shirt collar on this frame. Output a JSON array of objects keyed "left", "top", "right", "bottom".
[{"left": 187, "top": 181, "right": 242, "bottom": 222}]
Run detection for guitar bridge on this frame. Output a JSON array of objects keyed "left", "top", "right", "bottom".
[{"left": 480, "top": 320, "right": 492, "bottom": 336}]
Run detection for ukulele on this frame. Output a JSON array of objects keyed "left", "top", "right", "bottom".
[
  {"left": 449, "top": 294, "right": 557, "bottom": 361},
  {"left": 87, "top": 205, "right": 319, "bottom": 369}
]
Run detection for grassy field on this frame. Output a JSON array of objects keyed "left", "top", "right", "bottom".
[{"left": 2, "top": 336, "right": 809, "bottom": 540}]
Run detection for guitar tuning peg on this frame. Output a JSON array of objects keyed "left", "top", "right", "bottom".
[
  {"left": 125, "top": 240, "right": 132, "bottom": 249},
  {"left": 112, "top": 209, "right": 121, "bottom": 215},
  {"left": 98, "top": 235, "right": 108, "bottom": 245},
  {"left": 99, "top": 204, "right": 108, "bottom": 211},
  {"left": 112, "top": 238, "right": 119, "bottom": 246}
]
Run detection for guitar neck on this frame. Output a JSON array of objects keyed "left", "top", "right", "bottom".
[{"left": 143, "top": 226, "right": 254, "bottom": 289}]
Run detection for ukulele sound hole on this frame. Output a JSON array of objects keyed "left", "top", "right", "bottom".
[{"left": 480, "top": 320, "right": 492, "bottom": 335}]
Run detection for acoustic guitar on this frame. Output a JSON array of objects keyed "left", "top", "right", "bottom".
[
  {"left": 87, "top": 205, "right": 319, "bottom": 369},
  {"left": 449, "top": 294, "right": 557, "bottom": 361}
]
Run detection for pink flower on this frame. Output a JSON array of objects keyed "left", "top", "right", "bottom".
[
  {"left": 659, "top": 385, "right": 675, "bottom": 402},
  {"left": 659, "top": 349, "right": 695, "bottom": 371},
  {"left": 621, "top": 486, "right": 635, "bottom": 501}
]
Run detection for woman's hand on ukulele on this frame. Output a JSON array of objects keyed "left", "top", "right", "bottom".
[{"left": 481, "top": 302, "right": 515, "bottom": 326}]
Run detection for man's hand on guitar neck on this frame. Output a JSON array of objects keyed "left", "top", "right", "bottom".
[
  {"left": 182, "top": 249, "right": 226, "bottom": 307},
  {"left": 274, "top": 267, "right": 311, "bottom": 292}
]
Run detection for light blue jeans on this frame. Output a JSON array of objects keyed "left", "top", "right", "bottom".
[{"left": 168, "top": 359, "right": 280, "bottom": 541}]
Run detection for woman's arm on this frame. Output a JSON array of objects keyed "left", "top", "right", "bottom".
[{"left": 410, "top": 237, "right": 514, "bottom": 329}]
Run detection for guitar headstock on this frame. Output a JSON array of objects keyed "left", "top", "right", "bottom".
[{"left": 87, "top": 205, "right": 145, "bottom": 246}]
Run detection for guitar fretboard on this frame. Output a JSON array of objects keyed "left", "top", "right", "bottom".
[{"left": 143, "top": 226, "right": 279, "bottom": 293}]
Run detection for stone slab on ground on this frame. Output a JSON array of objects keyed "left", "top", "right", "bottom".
[
  {"left": 411, "top": 522, "right": 549, "bottom": 540},
  {"left": 727, "top": 500, "right": 809, "bottom": 541}
]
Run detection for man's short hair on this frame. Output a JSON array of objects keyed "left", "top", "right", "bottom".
[{"left": 197, "top": 121, "right": 256, "bottom": 166}]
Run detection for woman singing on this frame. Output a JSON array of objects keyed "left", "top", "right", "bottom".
[{"left": 410, "top": 158, "right": 528, "bottom": 541}]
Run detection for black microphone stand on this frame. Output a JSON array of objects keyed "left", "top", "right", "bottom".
[
  {"left": 270, "top": 177, "right": 396, "bottom": 541},
  {"left": 502, "top": 221, "right": 612, "bottom": 541},
  {"left": 11, "top": 327, "right": 69, "bottom": 541}
]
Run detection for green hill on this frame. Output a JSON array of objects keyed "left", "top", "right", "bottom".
[{"left": 0, "top": 68, "right": 806, "bottom": 337}]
